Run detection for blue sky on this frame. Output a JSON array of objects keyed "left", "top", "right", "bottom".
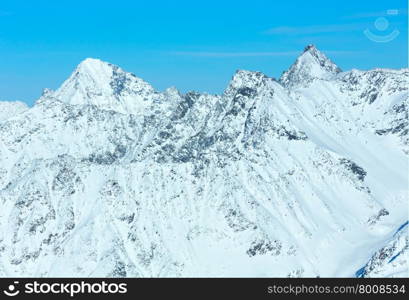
[{"left": 0, "top": 0, "right": 407, "bottom": 105}]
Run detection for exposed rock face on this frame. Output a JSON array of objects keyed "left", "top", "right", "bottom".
[
  {"left": 279, "top": 45, "right": 342, "bottom": 88},
  {"left": 0, "top": 46, "right": 407, "bottom": 277},
  {"left": 357, "top": 223, "right": 408, "bottom": 278}
]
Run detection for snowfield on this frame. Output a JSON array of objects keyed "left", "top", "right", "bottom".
[{"left": 0, "top": 45, "right": 407, "bottom": 277}]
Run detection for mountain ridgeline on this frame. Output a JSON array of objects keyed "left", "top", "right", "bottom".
[{"left": 0, "top": 45, "right": 408, "bottom": 277}]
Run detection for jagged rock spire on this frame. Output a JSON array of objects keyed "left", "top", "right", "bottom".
[{"left": 280, "top": 45, "right": 341, "bottom": 88}]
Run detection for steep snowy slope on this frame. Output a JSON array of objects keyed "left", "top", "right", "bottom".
[
  {"left": 0, "top": 46, "right": 407, "bottom": 277},
  {"left": 280, "top": 44, "right": 342, "bottom": 88},
  {"left": 52, "top": 58, "right": 167, "bottom": 115},
  {"left": 357, "top": 222, "right": 408, "bottom": 278}
]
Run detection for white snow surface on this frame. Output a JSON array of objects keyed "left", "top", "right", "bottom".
[
  {"left": 0, "top": 101, "right": 28, "bottom": 121},
  {"left": 0, "top": 45, "right": 408, "bottom": 277}
]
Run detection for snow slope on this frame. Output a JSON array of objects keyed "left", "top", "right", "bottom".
[
  {"left": 0, "top": 101, "right": 28, "bottom": 121},
  {"left": 357, "top": 222, "right": 408, "bottom": 277},
  {"left": 0, "top": 45, "right": 407, "bottom": 277}
]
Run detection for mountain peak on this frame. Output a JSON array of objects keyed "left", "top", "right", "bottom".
[
  {"left": 303, "top": 44, "right": 316, "bottom": 52},
  {"left": 77, "top": 57, "right": 103, "bottom": 66},
  {"left": 76, "top": 57, "right": 113, "bottom": 70},
  {"left": 52, "top": 58, "right": 156, "bottom": 113},
  {"left": 223, "top": 70, "right": 270, "bottom": 98},
  {"left": 300, "top": 44, "right": 333, "bottom": 64},
  {"left": 79, "top": 57, "right": 104, "bottom": 65},
  {"left": 227, "top": 69, "right": 268, "bottom": 89},
  {"left": 280, "top": 45, "right": 341, "bottom": 88},
  {"left": 74, "top": 58, "right": 116, "bottom": 81}
]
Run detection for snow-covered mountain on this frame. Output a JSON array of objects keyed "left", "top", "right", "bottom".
[
  {"left": 0, "top": 101, "right": 28, "bottom": 121},
  {"left": 0, "top": 45, "right": 407, "bottom": 277}
]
